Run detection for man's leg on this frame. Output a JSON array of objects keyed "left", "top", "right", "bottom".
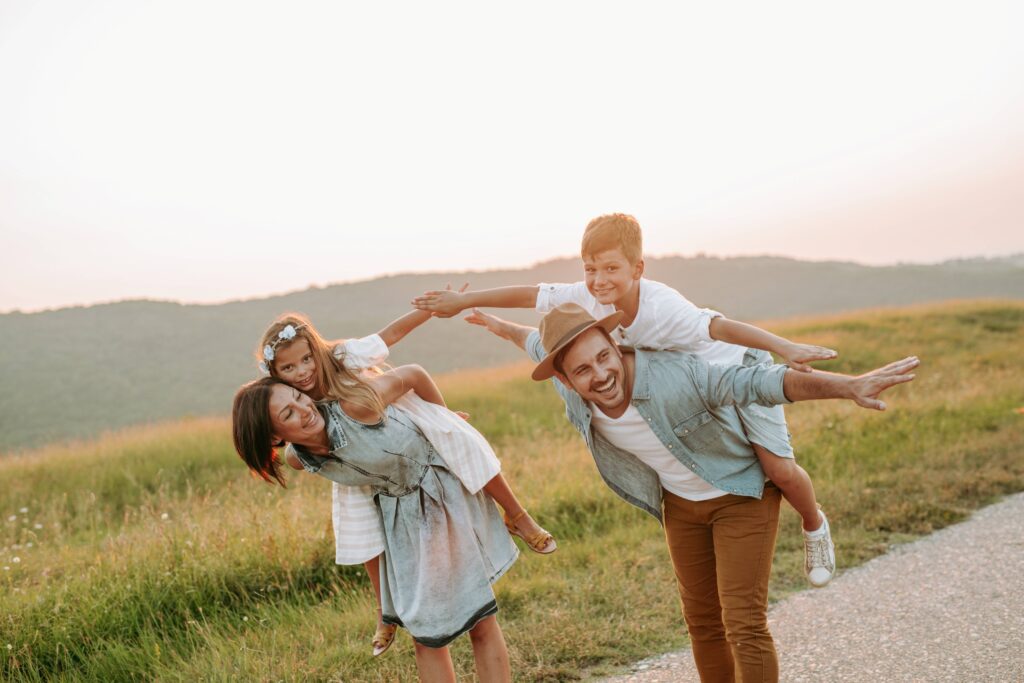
[
  {"left": 711, "top": 484, "right": 782, "bottom": 682},
  {"left": 663, "top": 489, "right": 736, "bottom": 683}
]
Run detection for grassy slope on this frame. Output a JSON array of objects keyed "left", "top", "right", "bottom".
[{"left": 1, "top": 301, "right": 1022, "bottom": 682}]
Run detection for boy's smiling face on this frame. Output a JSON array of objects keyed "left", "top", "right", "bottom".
[{"left": 583, "top": 248, "right": 644, "bottom": 307}]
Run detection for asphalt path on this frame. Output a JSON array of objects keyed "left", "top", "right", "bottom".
[{"left": 601, "top": 492, "right": 1024, "bottom": 682}]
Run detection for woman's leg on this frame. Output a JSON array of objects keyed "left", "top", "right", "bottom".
[
  {"left": 467, "top": 615, "right": 512, "bottom": 683},
  {"left": 483, "top": 474, "right": 556, "bottom": 553},
  {"left": 413, "top": 643, "right": 457, "bottom": 683}
]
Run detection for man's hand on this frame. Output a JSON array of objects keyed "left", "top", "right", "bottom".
[
  {"left": 780, "top": 342, "right": 839, "bottom": 373},
  {"left": 411, "top": 283, "right": 469, "bottom": 318},
  {"left": 465, "top": 308, "right": 509, "bottom": 339},
  {"left": 847, "top": 356, "right": 919, "bottom": 410},
  {"left": 464, "top": 308, "right": 533, "bottom": 349},
  {"left": 454, "top": 410, "right": 470, "bottom": 421}
]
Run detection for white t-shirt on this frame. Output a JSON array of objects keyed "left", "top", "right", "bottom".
[
  {"left": 590, "top": 403, "right": 727, "bottom": 501},
  {"left": 536, "top": 278, "right": 747, "bottom": 366}
]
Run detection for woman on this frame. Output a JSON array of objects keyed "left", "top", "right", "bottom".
[{"left": 232, "top": 364, "right": 517, "bottom": 682}]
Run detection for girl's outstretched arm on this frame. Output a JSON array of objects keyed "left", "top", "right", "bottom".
[{"left": 378, "top": 284, "right": 469, "bottom": 347}]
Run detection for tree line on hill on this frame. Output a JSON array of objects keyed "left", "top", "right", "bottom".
[{"left": 2, "top": 254, "right": 1022, "bottom": 452}]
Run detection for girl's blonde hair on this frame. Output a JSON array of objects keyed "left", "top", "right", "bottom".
[{"left": 257, "top": 313, "right": 387, "bottom": 423}]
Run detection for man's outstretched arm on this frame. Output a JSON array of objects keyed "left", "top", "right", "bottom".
[
  {"left": 782, "top": 356, "right": 919, "bottom": 411},
  {"left": 464, "top": 308, "right": 537, "bottom": 352}
]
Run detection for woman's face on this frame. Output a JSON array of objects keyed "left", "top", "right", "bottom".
[
  {"left": 273, "top": 339, "right": 320, "bottom": 396},
  {"left": 268, "top": 383, "right": 327, "bottom": 448}
]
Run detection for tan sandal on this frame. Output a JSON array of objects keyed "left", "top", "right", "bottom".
[
  {"left": 504, "top": 509, "right": 557, "bottom": 555},
  {"left": 372, "top": 622, "right": 397, "bottom": 657}
]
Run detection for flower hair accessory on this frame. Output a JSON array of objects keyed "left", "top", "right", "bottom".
[{"left": 258, "top": 323, "right": 306, "bottom": 374}]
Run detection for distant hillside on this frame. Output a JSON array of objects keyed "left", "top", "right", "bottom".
[{"left": 2, "top": 254, "right": 1022, "bottom": 451}]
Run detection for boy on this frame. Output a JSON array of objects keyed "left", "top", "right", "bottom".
[{"left": 412, "top": 213, "right": 839, "bottom": 586}]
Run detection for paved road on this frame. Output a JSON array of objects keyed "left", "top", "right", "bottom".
[{"left": 602, "top": 492, "right": 1024, "bottom": 682}]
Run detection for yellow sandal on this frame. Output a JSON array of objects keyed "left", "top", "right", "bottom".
[
  {"left": 504, "top": 509, "right": 557, "bottom": 555},
  {"left": 372, "top": 622, "right": 397, "bottom": 657}
]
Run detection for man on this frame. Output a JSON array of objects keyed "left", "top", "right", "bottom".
[{"left": 466, "top": 303, "right": 918, "bottom": 682}]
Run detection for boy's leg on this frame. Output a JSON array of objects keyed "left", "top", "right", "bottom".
[
  {"left": 752, "top": 444, "right": 820, "bottom": 530},
  {"left": 483, "top": 474, "right": 556, "bottom": 553},
  {"left": 467, "top": 615, "right": 512, "bottom": 683},
  {"left": 663, "top": 489, "right": 736, "bottom": 683}
]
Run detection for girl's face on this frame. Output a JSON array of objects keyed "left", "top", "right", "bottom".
[
  {"left": 273, "top": 339, "right": 320, "bottom": 396},
  {"left": 268, "top": 383, "right": 327, "bottom": 449}
]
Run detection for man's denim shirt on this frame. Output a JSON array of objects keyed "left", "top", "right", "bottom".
[{"left": 526, "top": 331, "right": 791, "bottom": 523}]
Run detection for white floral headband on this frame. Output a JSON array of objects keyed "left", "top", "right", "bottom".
[{"left": 257, "top": 323, "right": 307, "bottom": 375}]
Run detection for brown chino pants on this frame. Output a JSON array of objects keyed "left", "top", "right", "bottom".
[{"left": 663, "top": 483, "right": 782, "bottom": 683}]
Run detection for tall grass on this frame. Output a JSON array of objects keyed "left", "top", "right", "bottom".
[{"left": 2, "top": 301, "right": 1022, "bottom": 681}]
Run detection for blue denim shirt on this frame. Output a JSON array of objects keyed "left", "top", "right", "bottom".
[{"left": 526, "top": 331, "right": 791, "bottom": 522}]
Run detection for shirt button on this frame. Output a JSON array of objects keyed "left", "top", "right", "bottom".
[{"left": 683, "top": 429, "right": 689, "bottom": 434}]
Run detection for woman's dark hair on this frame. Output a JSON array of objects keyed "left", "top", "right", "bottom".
[{"left": 232, "top": 377, "right": 289, "bottom": 487}]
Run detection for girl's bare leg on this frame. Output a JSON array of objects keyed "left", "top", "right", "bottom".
[
  {"left": 364, "top": 555, "right": 384, "bottom": 622},
  {"left": 482, "top": 474, "right": 555, "bottom": 552},
  {"left": 413, "top": 643, "right": 457, "bottom": 683},
  {"left": 753, "top": 444, "right": 821, "bottom": 530},
  {"left": 468, "top": 615, "right": 512, "bottom": 683}
]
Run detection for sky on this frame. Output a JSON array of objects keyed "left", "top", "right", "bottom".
[{"left": 2, "top": 1, "right": 1023, "bottom": 313}]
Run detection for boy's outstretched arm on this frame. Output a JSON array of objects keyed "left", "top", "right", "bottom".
[
  {"left": 709, "top": 317, "right": 838, "bottom": 372},
  {"left": 378, "top": 284, "right": 469, "bottom": 346},
  {"left": 411, "top": 285, "right": 539, "bottom": 318},
  {"left": 464, "top": 308, "right": 535, "bottom": 350}
]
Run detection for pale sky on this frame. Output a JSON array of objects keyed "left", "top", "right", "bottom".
[{"left": 2, "top": 0, "right": 1023, "bottom": 313}]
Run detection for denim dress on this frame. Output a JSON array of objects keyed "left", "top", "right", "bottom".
[{"left": 293, "top": 400, "right": 519, "bottom": 648}]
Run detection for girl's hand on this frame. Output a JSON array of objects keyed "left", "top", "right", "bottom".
[
  {"left": 781, "top": 342, "right": 838, "bottom": 373},
  {"left": 411, "top": 282, "right": 469, "bottom": 318},
  {"left": 454, "top": 410, "right": 470, "bottom": 421}
]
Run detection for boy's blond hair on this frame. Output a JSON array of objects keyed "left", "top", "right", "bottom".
[{"left": 581, "top": 213, "right": 643, "bottom": 265}]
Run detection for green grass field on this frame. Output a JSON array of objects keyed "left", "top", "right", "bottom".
[{"left": 2, "top": 301, "right": 1022, "bottom": 682}]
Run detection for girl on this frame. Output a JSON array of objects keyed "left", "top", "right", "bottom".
[
  {"left": 255, "top": 308, "right": 555, "bottom": 656},
  {"left": 233, "top": 370, "right": 517, "bottom": 682}
]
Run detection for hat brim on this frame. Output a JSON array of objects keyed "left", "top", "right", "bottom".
[{"left": 531, "top": 310, "right": 624, "bottom": 381}]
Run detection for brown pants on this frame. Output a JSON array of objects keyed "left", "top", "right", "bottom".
[{"left": 663, "top": 484, "right": 782, "bottom": 683}]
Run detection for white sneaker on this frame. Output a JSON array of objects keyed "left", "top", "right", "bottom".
[{"left": 804, "top": 508, "right": 836, "bottom": 588}]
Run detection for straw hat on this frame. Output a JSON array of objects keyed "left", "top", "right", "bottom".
[{"left": 531, "top": 303, "right": 623, "bottom": 381}]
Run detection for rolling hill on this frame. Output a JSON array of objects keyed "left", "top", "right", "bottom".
[{"left": 1, "top": 254, "right": 1022, "bottom": 451}]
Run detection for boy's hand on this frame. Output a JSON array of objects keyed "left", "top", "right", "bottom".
[
  {"left": 454, "top": 410, "right": 470, "bottom": 421},
  {"left": 847, "top": 356, "right": 919, "bottom": 410},
  {"left": 411, "top": 283, "right": 468, "bottom": 318},
  {"left": 781, "top": 342, "right": 838, "bottom": 373}
]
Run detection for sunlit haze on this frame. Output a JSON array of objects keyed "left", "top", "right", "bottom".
[{"left": 2, "top": 1, "right": 1023, "bottom": 312}]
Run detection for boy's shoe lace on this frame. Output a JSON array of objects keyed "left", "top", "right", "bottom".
[{"left": 804, "top": 507, "right": 836, "bottom": 588}]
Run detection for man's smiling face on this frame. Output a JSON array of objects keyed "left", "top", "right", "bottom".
[{"left": 558, "top": 328, "right": 631, "bottom": 415}]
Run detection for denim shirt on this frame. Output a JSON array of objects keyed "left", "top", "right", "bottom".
[{"left": 526, "top": 331, "right": 790, "bottom": 522}]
